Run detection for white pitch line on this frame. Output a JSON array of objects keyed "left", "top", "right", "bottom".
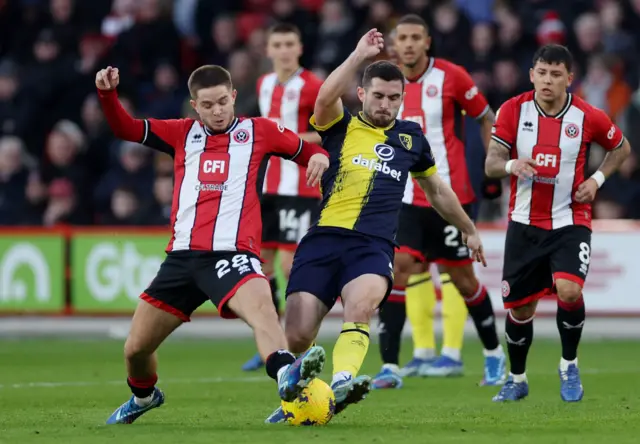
[
  {"left": 0, "top": 368, "right": 632, "bottom": 390},
  {"left": 0, "top": 376, "right": 270, "bottom": 390}
]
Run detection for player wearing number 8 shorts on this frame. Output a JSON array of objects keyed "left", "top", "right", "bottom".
[{"left": 486, "top": 44, "right": 631, "bottom": 402}]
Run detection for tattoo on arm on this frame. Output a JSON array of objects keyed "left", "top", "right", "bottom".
[
  {"left": 484, "top": 140, "right": 511, "bottom": 178},
  {"left": 598, "top": 138, "right": 631, "bottom": 178}
]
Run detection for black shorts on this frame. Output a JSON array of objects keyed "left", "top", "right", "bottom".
[
  {"left": 261, "top": 194, "right": 321, "bottom": 250},
  {"left": 501, "top": 222, "right": 592, "bottom": 309},
  {"left": 396, "top": 203, "right": 474, "bottom": 266},
  {"left": 142, "top": 251, "right": 266, "bottom": 320}
]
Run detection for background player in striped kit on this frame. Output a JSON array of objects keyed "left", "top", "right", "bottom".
[
  {"left": 373, "top": 15, "right": 505, "bottom": 390},
  {"left": 486, "top": 45, "right": 631, "bottom": 402},
  {"left": 242, "top": 23, "right": 324, "bottom": 371}
]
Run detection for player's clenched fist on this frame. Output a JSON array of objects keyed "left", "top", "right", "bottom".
[
  {"left": 355, "top": 28, "right": 385, "bottom": 60},
  {"left": 306, "top": 153, "right": 330, "bottom": 187},
  {"left": 95, "top": 66, "right": 120, "bottom": 91}
]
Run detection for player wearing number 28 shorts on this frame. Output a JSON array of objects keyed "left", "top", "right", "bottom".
[
  {"left": 486, "top": 44, "right": 631, "bottom": 403},
  {"left": 96, "top": 64, "right": 330, "bottom": 425}
]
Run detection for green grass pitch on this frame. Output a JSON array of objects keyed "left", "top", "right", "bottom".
[{"left": 0, "top": 338, "right": 638, "bottom": 443}]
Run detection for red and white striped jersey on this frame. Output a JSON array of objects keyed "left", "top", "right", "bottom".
[
  {"left": 97, "top": 87, "right": 327, "bottom": 256},
  {"left": 257, "top": 68, "right": 323, "bottom": 198},
  {"left": 492, "top": 91, "right": 624, "bottom": 230},
  {"left": 399, "top": 58, "right": 489, "bottom": 207}
]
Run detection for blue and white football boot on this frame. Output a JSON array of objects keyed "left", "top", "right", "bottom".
[
  {"left": 277, "top": 346, "right": 326, "bottom": 402},
  {"left": 106, "top": 387, "right": 165, "bottom": 424},
  {"left": 372, "top": 365, "right": 403, "bottom": 389},
  {"left": 559, "top": 363, "right": 584, "bottom": 402},
  {"left": 400, "top": 357, "right": 436, "bottom": 377},
  {"left": 419, "top": 355, "right": 464, "bottom": 377},
  {"left": 492, "top": 376, "right": 529, "bottom": 402},
  {"left": 241, "top": 352, "right": 264, "bottom": 371},
  {"left": 332, "top": 374, "right": 372, "bottom": 415},
  {"left": 480, "top": 352, "right": 507, "bottom": 386}
]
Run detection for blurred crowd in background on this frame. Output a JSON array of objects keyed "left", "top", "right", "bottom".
[{"left": 1, "top": 0, "right": 640, "bottom": 227}]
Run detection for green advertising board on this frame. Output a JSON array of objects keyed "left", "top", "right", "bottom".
[
  {"left": 71, "top": 233, "right": 218, "bottom": 313},
  {"left": 0, "top": 235, "right": 65, "bottom": 312}
]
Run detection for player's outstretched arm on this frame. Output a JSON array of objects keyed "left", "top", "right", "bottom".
[
  {"left": 95, "top": 66, "right": 145, "bottom": 142},
  {"left": 313, "top": 29, "right": 384, "bottom": 127},
  {"left": 416, "top": 174, "right": 486, "bottom": 266}
]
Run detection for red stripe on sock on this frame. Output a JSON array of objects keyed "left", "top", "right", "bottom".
[
  {"left": 464, "top": 284, "right": 487, "bottom": 307},
  {"left": 127, "top": 374, "right": 158, "bottom": 389},
  {"left": 557, "top": 295, "right": 584, "bottom": 311},
  {"left": 388, "top": 285, "right": 406, "bottom": 303}
]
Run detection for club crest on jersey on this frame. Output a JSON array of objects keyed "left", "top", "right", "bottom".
[
  {"left": 285, "top": 90, "right": 298, "bottom": 101},
  {"left": 565, "top": 123, "right": 580, "bottom": 139},
  {"left": 399, "top": 134, "right": 412, "bottom": 151},
  {"left": 426, "top": 85, "right": 438, "bottom": 97},
  {"left": 233, "top": 129, "right": 250, "bottom": 144}
]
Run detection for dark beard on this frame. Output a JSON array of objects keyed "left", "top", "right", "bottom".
[{"left": 364, "top": 110, "right": 393, "bottom": 127}]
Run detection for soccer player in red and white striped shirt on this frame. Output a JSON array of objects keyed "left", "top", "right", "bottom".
[
  {"left": 486, "top": 45, "right": 631, "bottom": 402},
  {"left": 242, "top": 23, "right": 324, "bottom": 371},
  {"left": 96, "top": 65, "right": 330, "bottom": 424}
]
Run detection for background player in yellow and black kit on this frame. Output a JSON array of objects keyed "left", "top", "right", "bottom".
[{"left": 265, "top": 29, "right": 487, "bottom": 423}]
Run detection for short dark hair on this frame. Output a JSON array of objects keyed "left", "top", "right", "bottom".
[
  {"left": 267, "top": 22, "right": 301, "bottom": 39},
  {"left": 362, "top": 61, "right": 405, "bottom": 89},
  {"left": 187, "top": 65, "right": 233, "bottom": 98},
  {"left": 396, "top": 14, "right": 429, "bottom": 32},
  {"left": 532, "top": 44, "right": 573, "bottom": 72}
]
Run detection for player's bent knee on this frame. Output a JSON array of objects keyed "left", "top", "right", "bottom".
[
  {"left": 124, "top": 336, "right": 155, "bottom": 362},
  {"left": 445, "top": 265, "right": 478, "bottom": 297},
  {"left": 555, "top": 279, "right": 583, "bottom": 303},
  {"left": 342, "top": 275, "right": 389, "bottom": 323},
  {"left": 285, "top": 328, "right": 315, "bottom": 354},
  {"left": 510, "top": 303, "right": 536, "bottom": 321}
]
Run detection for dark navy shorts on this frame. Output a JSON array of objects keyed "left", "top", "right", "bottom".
[{"left": 286, "top": 227, "right": 395, "bottom": 310}]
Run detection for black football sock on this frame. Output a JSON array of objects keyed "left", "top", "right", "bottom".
[
  {"left": 464, "top": 285, "right": 500, "bottom": 351},
  {"left": 505, "top": 310, "right": 534, "bottom": 375},
  {"left": 378, "top": 286, "right": 406, "bottom": 365},
  {"left": 556, "top": 295, "right": 585, "bottom": 361},
  {"left": 265, "top": 350, "right": 296, "bottom": 382},
  {"left": 127, "top": 374, "right": 157, "bottom": 398}
]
